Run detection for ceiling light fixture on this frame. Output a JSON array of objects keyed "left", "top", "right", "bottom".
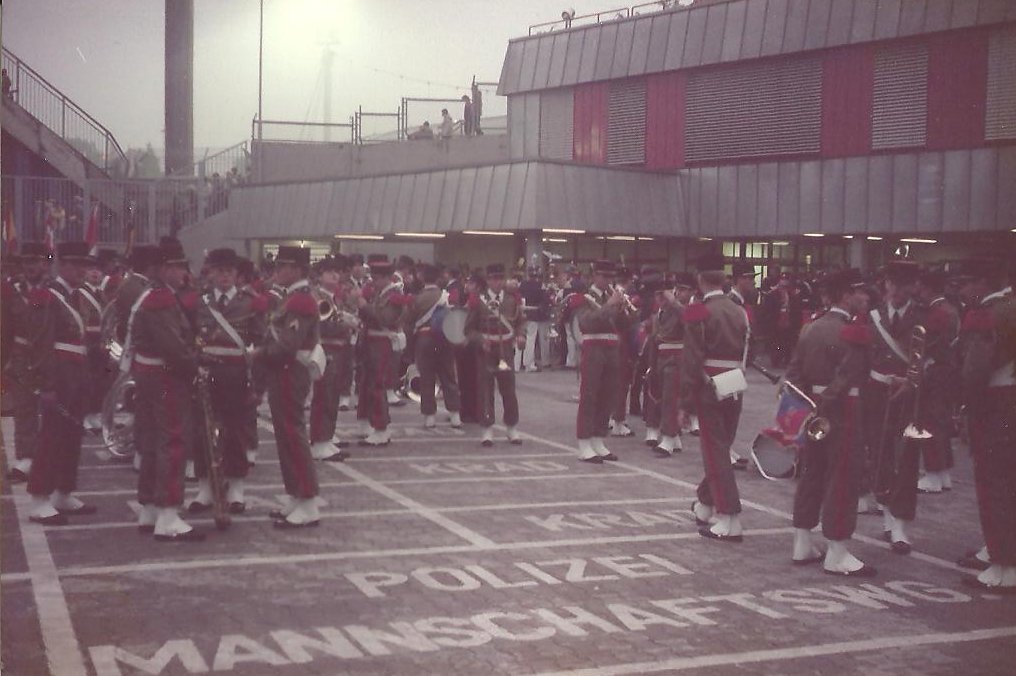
[
  {"left": 394, "top": 233, "right": 445, "bottom": 238},
  {"left": 900, "top": 238, "right": 937, "bottom": 244},
  {"left": 803, "top": 233, "right": 824, "bottom": 238},
  {"left": 542, "top": 238, "right": 568, "bottom": 243},
  {"left": 543, "top": 228, "right": 585, "bottom": 234},
  {"left": 607, "top": 235, "right": 636, "bottom": 241},
  {"left": 462, "top": 230, "right": 514, "bottom": 237},
  {"left": 334, "top": 234, "right": 384, "bottom": 240},
  {"left": 866, "top": 236, "right": 883, "bottom": 241}
]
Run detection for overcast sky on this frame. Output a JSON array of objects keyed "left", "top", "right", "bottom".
[{"left": 3, "top": 0, "right": 632, "bottom": 153}]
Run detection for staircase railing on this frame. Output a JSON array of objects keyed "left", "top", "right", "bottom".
[{"left": 2, "top": 47, "right": 128, "bottom": 175}]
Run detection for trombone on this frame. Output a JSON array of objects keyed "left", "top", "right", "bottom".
[{"left": 484, "top": 295, "right": 513, "bottom": 372}]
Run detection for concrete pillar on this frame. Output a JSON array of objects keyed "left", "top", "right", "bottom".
[
  {"left": 165, "top": 0, "right": 194, "bottom": 177},
  {"left": 848, "top": 237, "right": 866, "bottom": 273}
]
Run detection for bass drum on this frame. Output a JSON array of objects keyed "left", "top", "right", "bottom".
[
  {"left": 102, "top": 371, "right": 137, "bottom": 460},
  {"left": 440, "top": 307, "right": 469, "bottom": 346}
]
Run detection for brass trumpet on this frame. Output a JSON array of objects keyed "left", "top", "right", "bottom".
[{"left": 315, "top": 288, "right": 338, "bottom": 322}]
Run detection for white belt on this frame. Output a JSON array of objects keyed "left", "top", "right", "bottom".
[
  {"left": 482, "top": 333, "right": 514, "bottom": 342},
  {"left": 367, "top": 330, "right": 395, "bottom": 338},
  {"left": 85, "top": 327, "right": 102, "bottom": 333},
  {"left": 869, "top": 370, "right": 896, "bottom": 385},
  {"left": 321, "top": 338, "right": 349, "bottom": 347},
  {"left": 582, "top": 333, "right": 619, "bottom": 342},
  {"left": 296, "top": 349, "right": 315, "bottom": 360},
  {"left": 13, "top": 336, "right": 29, "bottom": 346},
  {"left": 812, "top": 385, "right": 860, "bottom": 397},
  {"left": 658, "top": 342, "right": 684, "bottom": 351},
  {"left": 134, "top": 354, "right": 166, "bottom": 366},
  {"left": 704, "top": 359, "right": 741, "bottom": 369},
  {"left": 201, "top": 345, "right": 245, "bottom": 357},
  {"left": 54, "top": 342, "right": 87, "bottom": 356},
  {"left": 989, "top": 362, "right": 1016, "bottom": 387}
]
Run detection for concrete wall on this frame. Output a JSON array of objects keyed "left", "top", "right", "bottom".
[{"left": 253, "top": 134, "right": 510, "bottom": 184}]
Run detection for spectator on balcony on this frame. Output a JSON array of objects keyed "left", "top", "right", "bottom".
[
  {"left": 462, "top": 95, "right": 475, "bottom": 136},
  {"left": 3, "top": 68, "right": 15, "bottom": 100},
  {"left": 471, "top": 80, "right": 483, "bottom": 136},
  {"left": 439, "top": 109, "right": 454, "bottom": 139},
  {"left": 408, "top": 121, "right": 434, "bottom": 140}
]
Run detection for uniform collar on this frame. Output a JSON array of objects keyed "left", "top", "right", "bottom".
[
  {"left": 285, "top": 279, "right": 309, "bottom": 294},
  {"left": 887, "top": 300, "right": 911, "bottom": 320},
  {"left": 84, "top": 282, "right": 101, "bottom": 294},
  {"left": 486, "top": 289, "right": 504, "bottom": 302},
  {"left": 213, "top": 286, "right": 238, "bottom": 303},
  {"left": 828, "top": 306, "right": 851, "bottom": 321},
  {"left": 702, "top": 289, "right": 725, "bottom": 301}
]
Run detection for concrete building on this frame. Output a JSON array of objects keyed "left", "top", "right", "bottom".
[{"left": 181, "top": 0, "right": 1016, "bottom": 274}]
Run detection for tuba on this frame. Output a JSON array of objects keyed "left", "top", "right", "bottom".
[{"left": 315, "top": 287, "right": 338, "bottom": 322}]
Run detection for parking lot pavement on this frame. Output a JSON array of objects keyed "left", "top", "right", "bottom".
[{"left": 3, "top": 370, "right": 1015, "bottom": 675}]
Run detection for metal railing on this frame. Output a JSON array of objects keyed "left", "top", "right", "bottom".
[
  {"left": 1, "top": 47, "right": 128, "bottom": 175},
  {"left": 2, "top": 175, "right": 227, "bottom": 249},
  {"left": 251, "top": 117, "right": 355, "bottom": 145},
  {"left": 529, "top": 7, "right": 631, "bottom": 35},
  {"left": 194, "top": 140, "right": 250, "bottom": 181}
]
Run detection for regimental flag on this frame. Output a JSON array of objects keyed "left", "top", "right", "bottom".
[
  {"left": 3, "top": 204, "right": 16, "bottom": 254},
  {"left": 84, "top": 201, "right": 100, "bottom": 254},
  {"left": 763, "top": 384, "right": 815, "bottom": 452}
]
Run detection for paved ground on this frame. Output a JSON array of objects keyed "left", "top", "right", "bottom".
[{"left": 3, "top": 369, "right": 1015, "bottom": 676}]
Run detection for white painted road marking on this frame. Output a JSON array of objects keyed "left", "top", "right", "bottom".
[
  {"left": 532, "top": 626, "right": 1016, "bottom": 676},
  {"left": 2, "top": 418, "right": 88, "bottom": 675}
]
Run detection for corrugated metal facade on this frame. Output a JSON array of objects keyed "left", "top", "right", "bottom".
[
  {"left": 872, "top": 44, "right": 929, "bottom": 150},
  {"left": 539, "top": 89, "right": 574, "bottom": 161},
  {"left": 499, "top": 0, "right": 1016, "bottom": 96},
  {"left": 927, "top": 29, "right": 989, "bottom": 149},
  {"left": 821, "top": 46, "right": 873, "bottom": 157},
  {"left": 645, "top": 71, "right": 686, "bottom": 170},
  {"left": 685, "top": 56, "right": 822, "bottom": 163},
  {"left": 986, "top": 25, "right": 1016, "bottom": 140},
  {"left": 573, "top": 83, "right": 608, "bottom": 164},
  {"left": 607, "top": 79, "right": 647, "bottom": 165}
]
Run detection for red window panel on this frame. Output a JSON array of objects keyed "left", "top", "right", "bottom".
[
  {"left": 645, "top": 71, "right": 686, "bottom": 170},
  {"left": 822, "top": 46, "right": 874, "bottom": 158},
  {"left": 573, "top": 82, "right": 608, "bottom": 165},
  {"left": 927, "top": 31, "right": 989, "bottom": 150}
]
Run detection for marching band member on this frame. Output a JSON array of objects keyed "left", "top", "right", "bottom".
[
  {"left": 955, "top": 260, "right": 1016, "bottom": 592},
  {"left": 609, "top": 267, "right": 638, "bottom": 438},
  {"left": 467, "top": 263, "right": 524, "bottom": 447},
  {"left": 75, "top": 254, "right": 107, "bottom": 433},
  {"left": 679, "top": 254, "right": 749, "bottom": 541},
  {"left": 25, "top": 242, "right": 97, "bottom": 525},
  {"left": 112, "top": 245, "right": 160, "bottom": 345},
  {"left": 188, "top": 248, "right": 267, "bottom": 515},
  {"left": 130, "top": 239, "right": 202, "bottom": 540},
  {"left": 787, "top": 269, "right": 875, "bottom": 576},
  {"left": 651, "top": 272, "right": 696, "bottom": 458},
  {"left": 915, "top": 269, "right": 960, "bottom": 494},
  {"left": 403, "top": 263, "right": 462, "bottom": 429},
  {"left": 334, "top": 259, "right": 361, "bottom": 412},
  {"left": 864, "top": 260, "right": 926, "bottom": 554},
  {"left": 309, "top": 255, "right": 356, "bottom": 461},
  {"left": 356, "top": 256, "right": 408, "bottom": 447},
  {"left": 253, "top": 246, "right": 322, "bottom": 529},
  {"left": 236, "top": 256, "right": 264, "bottom": 466},
  {"left": 518, "top": 265, "right": 551, "bottom": 372},
  {"left": 3, "top": 242, "right": 50, "bottom": 483},
  {"left": 727, "top": 262, "right": 759, "bottom": 470},
  {"left": 572, "top": 260, "right": 624, "bottom": 462}
]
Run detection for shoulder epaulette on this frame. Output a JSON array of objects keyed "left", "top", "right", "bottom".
[
  {"left": 285, "top": 290, "right": 317, "bottom": 316},
  {"left": 448, "top": 288, "right": 461, "bottom": 305},
  {"left": 683, "top": 302, "right": 710, "bottom": 323},
  {"left": 142, "top": 287, "right": 178, "bottom": 310},
  {"left": 28, "top": 287, "right": 52, "bottom": 307},
  {"left": 390, "top": 293, "right": 414, "bottom": 307},
  {"left": 467, "top": 292, "right": 481, "bottom": 310},
  {"left": 962, "top": 308, "right": 995, "bottom": 333},
  {"left": 840, "top": 320, "right": 872, "bottom": 345},
  {"left": 567, "top": 293, "right": 585, "bottom": 310},
  {"left": 178, "top": 290, "right": 200, "bottom": 312},
  {"left": 250, "top": 293, "right": 269, "bottom": 313}
]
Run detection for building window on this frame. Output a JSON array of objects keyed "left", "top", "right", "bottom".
[
  {"left": 539, "top": 89, "right": 574, "bottom": 160},
  {"left": 607, "top": 79, "right": 646, "bottom": 166},
  {"left": 685, "top": 56, "right": 822, "bottom": 163},
  {"left": 986, "top": 26, "right": 1016, "bottom": 141},
  {"left": 872, "top": 44, "right": 928, "bottom": 150}
]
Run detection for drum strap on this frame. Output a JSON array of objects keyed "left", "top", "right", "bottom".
[
  {"left": 414, "top": 290, "right": 449, "bottom": 330},
  {"left": 203, "top": 296, "right": 247, "bottom": 352}
]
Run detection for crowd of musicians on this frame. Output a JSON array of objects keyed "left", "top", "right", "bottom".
[{"left": 1, "top": 238, "right": 1013, "bottom": 592}]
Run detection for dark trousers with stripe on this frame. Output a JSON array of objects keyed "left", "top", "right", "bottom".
[
  {"left": 194, "top": 361, "right": 252, "bottom": 480},
  {"left": 10, "top": 374, "right": 39, "bottom": 461},
  {"left": 695, "top": 393, "right": 743, "bottom": 515},
  {"left": 310, "top": 350, "right": 343, "bottom": 444},
  {"left": 793, "top": 397, "right": 861, "bottom": 540},
  {"left": 658, "top": 351, "right": 683, "bottom": 438},
  {"left": 416, "top": 330, "right": 461, "bottom": 416},
  {"left": 27, "top": 356, "right": 87, "bottom": 497},
  {"left": 456, "top": 344, "right": 479, "bottom": 422},
  {"left": 477, "top": 343, "right": 519, "bottom": 427},
  {"left": 134, "top": 366, "right": 192, "bottom": 507},
  {"left": 357, "top": 337, "right": 392, "bottom": 431},
  {"left": 334, "top": 343, "right": 354, "bottom": 397},
  {"left": 968, "top": 387, "right": 1016, "bottom": 566},
  {"left": 919, "top": 369, "right": 955, "bottom": 473},
  {"left": 577, "top": 342, "right": 619, "bottom": 439},
  {"left": 867, "top": 382, "right": 920, "bottom": 520},
  {"left": 613, "top": 345, "right": 634, "bottom": 422},
  {"left": 642, "top": 354, "right": 662, "bottom": 431},
  {"left": 267, "top": 361, "right": 318, "bottom": 499}
]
